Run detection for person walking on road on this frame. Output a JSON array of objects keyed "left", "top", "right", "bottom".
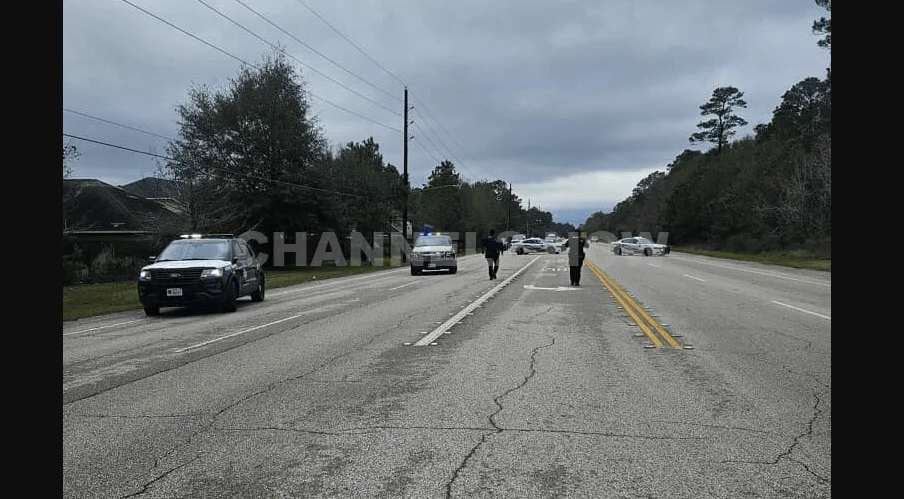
[
  {"left": 563, "top": 233, "right": 589, "bottom": 286},
  {"left": 483, "top": 229, "right": 503, "bottom": 280}
]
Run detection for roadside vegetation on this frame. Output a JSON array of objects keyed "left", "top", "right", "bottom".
[
  {"left": 64, "top": 262, "right": 402, "bottom": 322},
  {"left": 63, "top": 49, "right": 573, "bottom": 294},
  {"left": 582, "top": 2, "right": 831, "bottom": 267},
  {"left": 671, "top": 247, "right": 830, "bottom": 272},
  {"left": 63, "top": 251, "right": 489, "bottom": 321},
  {"left": 63, "top": 3, "right": 832, "bottom": 319}
]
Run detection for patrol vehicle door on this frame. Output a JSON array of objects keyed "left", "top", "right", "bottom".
[{"left": 232, "top": 240, "right": 256, "bottom": 294}]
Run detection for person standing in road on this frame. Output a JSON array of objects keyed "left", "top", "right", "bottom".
[
  {"left": 484, "top": 229, "right": 503, "bottom": 280},
  {"left": 563, "top": 233, "right": 589, "bottom": 286}
]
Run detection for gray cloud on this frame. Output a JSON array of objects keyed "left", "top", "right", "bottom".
[{"left": 64, "top": 0, "right": 830, "bottom": 222}]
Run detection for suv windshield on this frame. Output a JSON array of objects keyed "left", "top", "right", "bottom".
[
  {"left": 156, "top": 240, "right": 231, "bottom": 261},
  {"left": 415, "top": 236, "right": 452, "bottom": 247}
]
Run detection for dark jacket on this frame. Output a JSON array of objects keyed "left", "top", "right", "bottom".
[
  {"left": 563, "top": 236, "right": 588, "bottom": 263},
  {"left": 484, "top": 236, "right": 502, "bottom": 258}
]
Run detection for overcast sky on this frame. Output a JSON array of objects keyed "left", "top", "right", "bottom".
[{"left": 63, "top": 0, "right": 830, "bottom": 225}]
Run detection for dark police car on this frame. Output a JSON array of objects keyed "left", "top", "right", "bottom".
[{"left": 137, "top": 234, "right": 265, "bottom": 316}]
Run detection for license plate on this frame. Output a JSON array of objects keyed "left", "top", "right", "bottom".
[
  {"left": 427, "top": 263, "right": 436, "bottom": 268},
  {"left": 166, "top": 288, "right": 183, "bottom": 297}
]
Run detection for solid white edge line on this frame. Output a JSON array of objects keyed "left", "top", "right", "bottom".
[
  {"left": 269, "top": 269, "right": 406, "bottom": 297},
  {"left": 413, "top": 256, "right": 541, "bottom": 346},
  {"left": 175, "top": 313, "right": 306, "bottom": 353},
  {"left": 389, "top": 280, "right": 420, "bottom": 291},
  {"left": 683, "top": 274, "right": 706, "bottom": 282},
  {"left": 269, "top": 253, "right": 484, "bottom": 297},
  {"left": 771, "top": 300, "right": 831, "bottom": 320},
  {"left": 669, "top": 255, "right": 830, "bottom": 287},
  {"left": 64, "top": 319, "right": 143, "bottom": 336}
]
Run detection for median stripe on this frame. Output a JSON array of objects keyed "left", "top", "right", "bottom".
[
  {"left": 175, "top": 313, "right": 308, "bottom": 353},
  {"left": 412, "top": 256, "right": 541, "bottom": 346},
  {"left": 64, "top": 319, "right": 144, "bottom": 336},
  {"left": 585, "top": 259, "right": 681, "bottom": 349}
]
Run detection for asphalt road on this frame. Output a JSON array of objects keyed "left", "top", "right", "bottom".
[{"left": 63, "top": 245, "right": 831, "bottom": 498}]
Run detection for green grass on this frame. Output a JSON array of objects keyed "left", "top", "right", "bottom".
[
  {"left": 671, "top": 247, "right": 831, "bottom": 272},
  {"left": 63, "top": 257, "right": 408, "bottom": 322},
  {"left": 63, "top": 281, "right": 145, "bottom": 322}
]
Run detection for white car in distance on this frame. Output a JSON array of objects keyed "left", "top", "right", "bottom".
[
  {"left": 611, "top": 237, "right": 670, "bottom": 256},
  {"left": 515, "top": 237, "right": 554, "bottom": 254}
]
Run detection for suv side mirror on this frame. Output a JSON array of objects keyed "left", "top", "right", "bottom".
[{"left": 147, "top": 255, "right": 157, "bottom": 263}]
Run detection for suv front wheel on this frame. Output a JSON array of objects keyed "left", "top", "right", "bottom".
[
  {"left": 251, "top": 276, "right": 265, "bottom": 302},
  {"left": 222, "top": 280, "right": 239, "bottom": 312}
]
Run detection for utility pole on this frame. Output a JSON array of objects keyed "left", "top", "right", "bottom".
[
  {"left": 401, "top": 87, "right": 411, "bottom": 262},
  {"left": 506, "top": 182, "right": 511, "bottom": 232}
]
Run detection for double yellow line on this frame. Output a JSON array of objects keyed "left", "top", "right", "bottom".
[{"left": 585, "top": 259, "right": 681, "bottom": 349}]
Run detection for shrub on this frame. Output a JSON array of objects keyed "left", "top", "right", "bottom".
[
  {"left": 803, "top": 237, "right": 831, "bottom": 259},
  {"left": 63, "top": 257, "right": 88, "bottom": 286},
  {"left": 725, "top": 234, "right": 764, "bottom": 254},
  {"left": 63, "top": 245, "right": 88, "bottom": 286},
  {"left": 87, "top": 246, "right": 144, "bottom": 283}
]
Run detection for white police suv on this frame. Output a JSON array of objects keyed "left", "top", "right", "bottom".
[{"left": 410, "top": 232, "right": 457, "bottom": 275}]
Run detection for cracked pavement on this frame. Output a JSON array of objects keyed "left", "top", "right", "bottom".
[{"left": 64, "top": 247, "right": 830, "bottom": 498}]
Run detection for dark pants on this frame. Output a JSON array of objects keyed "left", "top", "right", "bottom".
[
  {"left": 486, "top": 256, "right": 499, "bottom": 277},
  {"left": 569, "top": 257, "right": 584, "bottom": 284}
]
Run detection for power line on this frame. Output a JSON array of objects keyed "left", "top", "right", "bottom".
[
  {"left": 63, "top": 132, "right": 372, "bottom": 199},
  {"left": 410, "top": 91, "right": 483, "bottom": 178},
  {"left": 412, "top": 123, "right": 445, "bottom": 163},
  {"left": 193, "top": 0, "right": 400, "bottom": 118},
  {"left": 286, "top": 0, "right": 486, "bottom": 180},
  {"left": 230, "top": 0, "right": 401, "bottom": 103},
  {"left": 118, "top": 0, "right": 256, "bottom": 69},
  {"left": 293, "top": 0, "right": 407, "bottom": 88},
  {"left": 63, "top": 106, "right": 400, "bottom": 166},
  {"left": 411, "top": 107, "right": 477, "bottom": 180},
  {"left": 410, "top": 122, "right": 473, "bottom": 183},
  {"left": 64, "top": 107, "right": 175, "bottom": 141},
  {"left": 312, "top": 97, "right": 400, "bottom": 132},
  {"left": 411, "top": 136, "right": 441, "bottom": 166},
  {"left": 115, "top": 0, "right": 400, "bottom": 133}
]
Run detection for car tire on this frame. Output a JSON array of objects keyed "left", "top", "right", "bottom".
[
  {"left": 222, "top": 280, "right": 239, "bottom": 312},
  {"left": 448, "top": 266, "right": 457, "bottom": 274},
  {"left": 644, "top": 248, "right": 652, "bottom": 256},
  {"left": 250, "top": 276, "right": 265, "bottom": 302},
  {"left": 144, "top": 306, "right": 160, "bottom": 316},
  {"left": 614, "top": 247, "right": 622, "bottom": 256},
  {"left": 410, "top": 266, "right": 420, "bottom": 276},
  {"left": 516, "top": 248, "right": 523, "bottom": 255}
]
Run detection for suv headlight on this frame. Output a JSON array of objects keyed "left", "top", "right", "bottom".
[
  {"left": 139, "top": 270, "right": 151, "bottom": 281},
  {"left": 201, "top": 268, "right": 224, "bottom": 278},
  {"left": 442, "top": 251, "right": 455, "bottom": 258}
]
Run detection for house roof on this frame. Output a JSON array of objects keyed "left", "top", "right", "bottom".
[
  {"left": 119, "top": 176, "right": 179, "bottom": 198},
  {"left": 63, "top": 178, "right": 181, "bottom": 231}
]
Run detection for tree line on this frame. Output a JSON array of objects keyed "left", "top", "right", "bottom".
[
  {"left": 142, "top": 50, "right": 571, "bottom": 261},
  {"left": 581, "top": 0, "right": 831, "bottom": 257}
]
